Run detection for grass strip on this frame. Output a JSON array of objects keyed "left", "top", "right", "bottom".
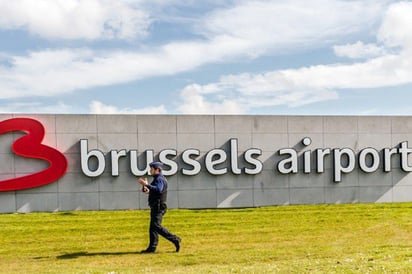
[{"left": 0, "top": 203, "right": 411, "bottom": 273}]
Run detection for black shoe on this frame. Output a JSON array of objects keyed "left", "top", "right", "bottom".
[
  {"left": 140, "top": 248, "right": 156, "bottom": 254},
  {"left": 174, "top": 237, "right": 181, "bottom": 252}
]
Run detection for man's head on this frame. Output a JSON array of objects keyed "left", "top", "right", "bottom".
[{"left": 149, "top": 161, "right": 163, "bottom": 175}]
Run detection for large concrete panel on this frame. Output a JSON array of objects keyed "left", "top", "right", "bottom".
[
  {"left": 325, "top": 187, "right": 358, "bottom": 204},
  {"left": 58, "top": 192, "right": 99, "bottom": 211},
  {"left": 215, "top": 133, "right": 252, "bottom": 152},
  {"left": 252, "top": 133, "right": 288, "bottom": 151},
  {"left": 358, "top": 116, "right": 391, "bottom": 133},
  {"left": 177, "top": 133, "right": 215, "bottom": 152},
  {"left": 392, "top": 169, "right": 412, "bottom": 186},
  {"left": 216, "top": 173, "right": 254, "bottom": 189},
  {"left": 289, "top": 173, "right": 325, "bottom": 188},
  {"left": 178, "top": 173, "right": 216, "bottom": 190},
  {"left": 58, "top": 173, "right": 97, "bottom": 193},
  {"left": 253, "top": 188, "right": 290, "bottom": 206},
  {"left": 0, "top": 192, "right": 16, "bottom": 213},
  {"left": 217, "top": 189, "right": 253, "bottom": 208},
  {"left": 165, "top": 190, "right": 179, "bottom": 209},
  {"left": 16, "top": 193, "right": 58, "bottom": 213},
  {"left": 97, "top": 133, "right": 138, "bottom": 151},
  {"left": 253, "top": 171, "right": 289, "bottom": 189},
  {"left": 392, "top": 117, "right": 412, "bottom": 133},
  {"left": 252, "top": 116, "right": 288, "bottom": 133},
  {"left": 99, "top": 191, "right": 140, "bottom": 210},
  {"left": 0, "top": 154, "right": 14, "bottom": 174},
  {"left": 290, "top": 187, "right": 325, "bottom": 204},
  {"left": 97, "top": 115, "right": 137, "bottom": 133},
  {"left": 18, "top": 179, "right": 58, "bottom": 193},
  {"left": 324, "top": 116, "right": 357, "bottom": 133},
  {"left": 138, "top": 133, "right": 177, "bottom": 151},
  {"left": 358, "top": 171, "right": 392, "bottom": 187},
  {"left": 177, "top": 115, "right": 214, "bottom": 133},
  {"left": 57, "top": 133, "right": 97, "bottom": 154},
  {"left": 359, "top": 186, "right": 393, "bottom": 203},
  {"left": 56, "top": 115, "right": 97, "bottom": 133},
  {"left": 178, "top": 189, "right": 217, "bottom": 208},
  {"left": 393, "top": 186, "right": 412, "bottom": 202},
  {"left": 288, "top": 116, "right": 323, "bottom": 133},
  {"left": 98, "top": 173, "right": 139, "bottom": 192},
  {"left": 323, "top": 133, "right": 358, "bottom": 150},
  {"left": 215, "top": 115, "right": 252, "bottom": 133},
  {"left": 137, "top": 115, "right": 176, "bottom": 133},
  {"left": 358, "top": 134, "right": 391, "bottom": 150},
  {"left": 0, "top": 132, "right": 14, "bottom": 154},
  {"left": 14, "top": 156, "right": 49, "bottom": 173}
]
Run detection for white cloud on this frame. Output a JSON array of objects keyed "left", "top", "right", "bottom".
[
  {"left": 0, "top": 0, "right": 151, "bottom": 40},
  {"left": 0, "top": 0, "right": 391, "bottom": 101},
  {"left": 89, "top": 100, "right": 167, "bottom": 114},
  {"left": 0, "top": 0, "right": 405, "bottom": 115},
  {"left": 201, "top": 0, "right": 387, "bottom": 55},
  {"left": 377, "top": 1, "right": 412, "bottom": 48},
  {"left": 333, "top": 41, "right": 387, "bottom": 59},
  {"left": 176, "top": 1, "right": 412, "bottom": 114},
  {"left": 177, "top": 84, "right": 245, "bottom": 114}
]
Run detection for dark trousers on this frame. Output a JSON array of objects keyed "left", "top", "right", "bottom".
[{"left": 148, "top": 206, "right": 178, "bottom": 250}]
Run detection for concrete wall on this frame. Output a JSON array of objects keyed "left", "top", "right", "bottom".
[{"left": 0, "top": 114, "right": 411, "bottom": 213}]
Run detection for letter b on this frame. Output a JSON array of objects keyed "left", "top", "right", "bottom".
[{"left": 80, "top": 139, "right": 105, "bottom": 177}]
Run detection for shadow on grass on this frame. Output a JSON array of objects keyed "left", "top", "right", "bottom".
[
  {"left": 55, "top": 250, "right": 176, "bottom": 259},
  {"left": 56, "top": 251, "right": 140, "bottom": 259}
]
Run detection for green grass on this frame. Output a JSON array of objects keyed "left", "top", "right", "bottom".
[{"left": 0, "top": 203, "right": 411, "bottom": 273}]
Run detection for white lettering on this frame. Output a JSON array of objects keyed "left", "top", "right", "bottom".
[
  {"left": 333, "top": 148, "right": 355, "bottom": 182},
  {"left": 78, "top": 137, "right": 411, "bottom": 182},
  {"left": 205, "top": 149, "right": 227, "bottom": 175},
  {"left": 181, "top": 149, "right": 201, "bottom": 175},
  {"left": 383, "top": 147, "right": 398, "bottom": 172},
  {"left": 80, "top": 139, "right": 105, "bottom": 177},
  {"left": 244, "top": 149, "right": 263, "bottom": 175},
  {"left": 399, "top": 141, "right": 412, "bottom": 172},
  {"left": 130, "top": 150, "right": 154, "bottom": 176},
  {"left": 278, "top": 148, "right": 298, "bottom": 174},
  {"left": 111, "top": 150, "right": 127, "bottom": 176},
  {"left": 159, "top": 149, "right": 178, "bottom": 176},
  {"left": 316, "top": 148, "right": 330, "bottom": 173},
  {"left": 302, "top": 137, "right": 312, "bottom": 173},
  {"left": 359, "top": 148, "right": 380, "bottom": 173},
  {"left": 230, "top": 139, "right": 242, "bottom": 175}
]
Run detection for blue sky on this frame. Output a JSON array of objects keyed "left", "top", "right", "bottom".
[{"left": 1, "top": 0, "right": 412, "bottom": 115}]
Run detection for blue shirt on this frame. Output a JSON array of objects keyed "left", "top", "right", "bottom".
[
  {"left": 147, "top": 173, "right": 168, "bottom": 207},
  {"left": 147, "top": 173, "right": 166, "bottom": 193}
]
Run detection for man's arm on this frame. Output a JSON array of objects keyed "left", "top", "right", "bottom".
[{"left": 137, "top": 177, "right": 164, "bottom": 193}]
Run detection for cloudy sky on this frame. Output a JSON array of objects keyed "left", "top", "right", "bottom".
[{"left": 1, "top": 0, "right": 412, "bottom": 115}]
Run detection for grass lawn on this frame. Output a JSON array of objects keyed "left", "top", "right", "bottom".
[{"left": 0, "top": 203, "right": 411, "bottom": 273}]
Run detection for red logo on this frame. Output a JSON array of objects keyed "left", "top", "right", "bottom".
[{"left": 0, "top": 118, "right": 67, "bottom": 191}]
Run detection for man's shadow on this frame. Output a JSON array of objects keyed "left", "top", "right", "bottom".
[
  {"left": 56, "top": 251, "right": 140, "bottom": 259},
  {"left": 55, "top": 250, "right": 175, "bottom": 259}
]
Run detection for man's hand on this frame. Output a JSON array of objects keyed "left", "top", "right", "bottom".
[
  {"left": 142, "top": 186, "right": 150, "bottom": 194},
  {"left": 137, "top": 177, "right": 148, "bottom": 186}
]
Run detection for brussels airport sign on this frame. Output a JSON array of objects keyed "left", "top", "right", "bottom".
[
  {"left": 81, "top": 138, "right": 412, "bottom": 182},
  {"left": 2, "top": 117, "right": 412, "bottom": 192}
]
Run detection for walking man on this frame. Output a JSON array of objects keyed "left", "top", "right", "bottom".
[{"left": 137, "top": 161, "right": 181, "bottom": 253}]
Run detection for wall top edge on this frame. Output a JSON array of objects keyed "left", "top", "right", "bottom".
[{"left": 2, "top": 113, "right": 412, "bottom": 118}]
